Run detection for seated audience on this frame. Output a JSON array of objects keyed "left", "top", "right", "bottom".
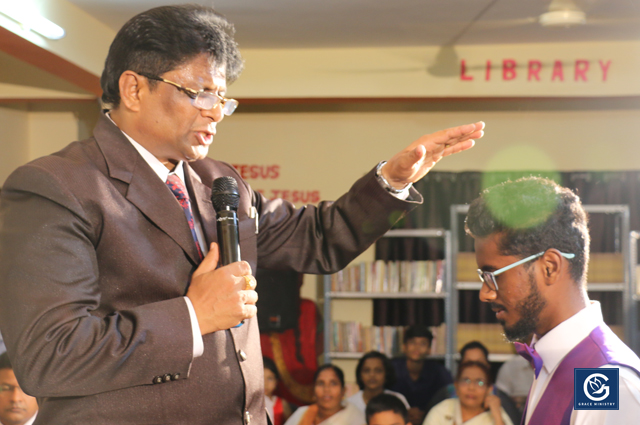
[
  {"left": 284, "top": 364, "right": 365, "bottom": 425},
  {"left": 425, "top": 341, "right": 520, "bottom": 424},
  {"left": 264, "top": 356, "right": 293, "bottom": 425},
  {"left": 348, "top": 351, "right": 409, "bottom": 414},
  {"left": 390, "top": 325, "right": 453, "bottom": 425},
  {"left": 423, "top": 361, "right": 513, "bottom": 425},
  {"left": 0, "top": 353, "right": 38, "bottom": 425},
  {"left": 366, "top": 393, "right": 412, "bottom": 425}
]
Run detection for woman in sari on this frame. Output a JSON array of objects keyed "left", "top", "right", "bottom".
[
  {"left": 284, "top": 364, "right": 365, "bottom": 425},
  {"left": 423, "top": 361, "right": 513, "bottom": 425}
]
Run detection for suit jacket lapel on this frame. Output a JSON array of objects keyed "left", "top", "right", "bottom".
[{"left": 94, "top": 113, "right": 202, "bottom": 265}]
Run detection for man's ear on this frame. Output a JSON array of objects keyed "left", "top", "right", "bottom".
[
  {"left": 541, "top": 249, "right": 563, "bottom": 284},
  {"left": 118, "top": 71, "right": 145, "bottom": 112}
]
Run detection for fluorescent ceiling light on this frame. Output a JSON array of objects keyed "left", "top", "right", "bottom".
[
  {"left": 0, "top": 4, "right": 65, "bottom": 40},
  {"left": 539, "top": 10, "right": 586, "bottom": 27}
]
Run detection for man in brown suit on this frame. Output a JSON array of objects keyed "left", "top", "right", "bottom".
[{"left": 0, "top": 5, "right": 484, "bottom": 425}]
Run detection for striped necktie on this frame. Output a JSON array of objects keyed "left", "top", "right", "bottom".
[{"left": 166, "top": 174, "right": 204, "bottom": 261}]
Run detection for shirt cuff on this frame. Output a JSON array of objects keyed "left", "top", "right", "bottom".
[{"left": 184, "top": 296, "right": 204, "bottom": 358}]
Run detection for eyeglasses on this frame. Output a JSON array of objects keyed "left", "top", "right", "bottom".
[
  {"left": 140, "top": 73, "right": 238, "bottom": 116},
  {"left": 458, "top": 378, "right": 486, "bottom": 388},
  {"left": 477, "top": 250, "right": 575, "bottom": 291}
]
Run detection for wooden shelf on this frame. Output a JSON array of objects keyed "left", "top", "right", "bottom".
[
  {"left": 456, "top": 282, "right": 625, "bottom": 292},
  {"left": 452, "top": 353, "right": 516, "bottom": 362},
  {"left": 326, "top": 291, "right": 448, "bottom": 299},
  {"left": 329, "top": 352, "right": 445, "bottom": 360}
]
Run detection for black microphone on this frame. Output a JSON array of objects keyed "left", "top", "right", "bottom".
[{"left": 211, "top": 176, "right": 241, "bottom": 266}]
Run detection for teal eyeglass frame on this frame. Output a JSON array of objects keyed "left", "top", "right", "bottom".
[{"left": 477, "top": 250, "right": 575, "bottom": 291}]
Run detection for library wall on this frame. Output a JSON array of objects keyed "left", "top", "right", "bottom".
[
  {"left": 0, "top": 106, "right": 29, "bottom": 185},
  {"left": 0, "top": 101, "right": 101, "bottom": 186}
]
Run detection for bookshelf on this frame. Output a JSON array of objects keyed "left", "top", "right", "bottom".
[
  {"left": 629, "top": 231, "right": 640, "bottom": 354},
  {"left": 450, "top": 203, "right": 635, "bottom": 367},
  {"left": 322, "top": 228, "right": 455, "bottom": 370}
]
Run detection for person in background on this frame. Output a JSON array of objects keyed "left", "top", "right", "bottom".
[
  {"left": 284, "top": 364, "right": 365, "bottom": 425},
  {"left": 366, "top": 393, "right": 412, "bottom": 425},
  {"left": 494, "top": 337, "right": 534, "bottom": 416},
  {"left": 348, "top": 351, "right": 409, "bottom": 414},
  {"left": 425, "top": 341, "right": 520, "bottom": 425},
  {"left": 264, "top": 356, "right": 293, "bottom": 425},
  {"left": 0, "top": 353, "right": 38, "bottom": 425},
  {"left": 390, "top": 325, "right": 453, "bottom": 425},
  {"left": 466, "top": 177, "right": 640, "bottom": 424},
  {"left": 0, "top": 332, "right": 5, "bottom": 356},
  {"left": 423, "top": 361, "right": 512, "bottom": 425}
]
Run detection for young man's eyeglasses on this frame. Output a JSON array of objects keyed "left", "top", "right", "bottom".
[
  {"left": 477, "top": 250, "right": 575, "bottom": 291},
  {"left": 140, "top": 73, "right": 238, "bottom": 116}
]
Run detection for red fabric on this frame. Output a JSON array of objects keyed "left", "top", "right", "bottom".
[
  {"left": 272, "top": 396, "right": 284, "bottom": 425},
  {"left": 260, "top": 298, "right": 320, "bottom": 406}
]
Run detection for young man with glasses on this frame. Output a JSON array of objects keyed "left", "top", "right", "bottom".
[
  {"left": 465, "top": 177, "right": 640, "bottom": 425},
  {"left": 0, "top": 4, "right": 484, "bottom": 425}
]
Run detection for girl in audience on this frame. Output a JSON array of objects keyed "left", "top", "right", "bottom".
[
  {"left": 284, "top": 364, "right": 365, "bottom": 425},
  {"left": 423, "top": 361, "right": 512, "bottom": 425},
  {"left": 348, "top": 351, "right": 410, "bottom": 414},
  {"left": 264, "top": 356, "right": 292, "bottom": 425}
]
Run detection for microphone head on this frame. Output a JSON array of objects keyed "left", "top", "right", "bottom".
[{"left": 211, "top": 176, "right": 240, "bottom": 212}]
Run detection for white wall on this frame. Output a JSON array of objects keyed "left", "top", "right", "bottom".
[
  {"left": 211, "top": 106, "right": 640, "bottom": 204},
  {"left": 28, "top": 111, "right": 79, "bottom": 160},
  {"left": 0, "top": 105, "right": 88, "bottom": 186},
  {"left": 0, "top": 106, "right": 29, "bottom": 184}
]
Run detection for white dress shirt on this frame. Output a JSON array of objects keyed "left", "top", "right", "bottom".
[{"left": 525, "top": 301, "right": 640, "bottom": 425}]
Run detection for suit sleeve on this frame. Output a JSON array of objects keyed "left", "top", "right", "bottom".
[
  {"left": 0, "top": 164, "right": 194, "bottom": 397},
  {"left": 252, "top": 166, "right": 423, "bottom": 274}
]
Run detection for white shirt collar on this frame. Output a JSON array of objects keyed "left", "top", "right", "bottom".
[
  {"left": 105, "top": 112, "right": 186, "bottom": 183},
  {"left": 532, "top": 300, "right": 604, "bottom": 375}
]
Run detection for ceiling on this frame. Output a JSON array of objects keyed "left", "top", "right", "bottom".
[{"left": 66, "top": 0, "right": 640, "bottom": 49}]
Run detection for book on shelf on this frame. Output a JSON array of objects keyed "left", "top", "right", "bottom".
[
  {"left": 330, "top": 260, "right": 445, "bottom": 294},
  {"left": 330, "top": 322, "right": 446, "bottom": 357}
]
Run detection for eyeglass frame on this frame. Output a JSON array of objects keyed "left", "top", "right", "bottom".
[
  {"left": 457, "top": 377, "right": 487, "bottom": 388},
  {"left": 477, "top": 250, "right": 575, "bottom": 292},
  {"left": 138, "top": 73, "right": 238, "bottom": 116}
]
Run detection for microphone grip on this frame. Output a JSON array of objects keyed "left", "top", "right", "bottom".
[{"left": 216, "top": 209, "right": 241, "bottom": 266}]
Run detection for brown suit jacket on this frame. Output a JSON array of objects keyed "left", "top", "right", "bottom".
[{"left": 0, "top": 113, "right": 422, "bottom": 424}]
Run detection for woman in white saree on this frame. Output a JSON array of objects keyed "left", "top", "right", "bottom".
[
  {"left": 423, "top": 361, "right": 513, "bottom": 425},
  {"left": 284, "top": 364, "right": 365, "bottom": 425}
]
